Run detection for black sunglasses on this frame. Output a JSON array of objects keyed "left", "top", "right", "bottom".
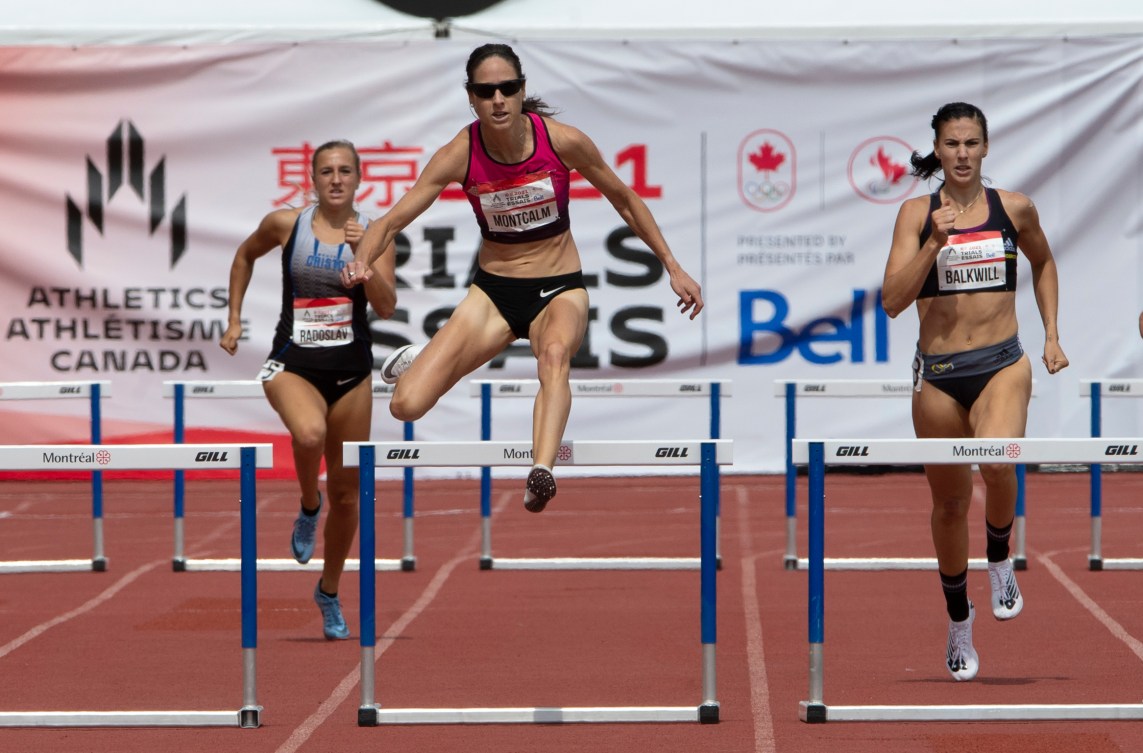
[{"left": 466, "top": 78, "right": 525, "bottom": 99}]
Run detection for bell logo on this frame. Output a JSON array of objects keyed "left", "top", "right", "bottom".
[
  {"left": 836, "top": 446, "right": 870, "bottom": 457},
  {"left": 499, "top": 384, "right": 522, "bottom": 393},
  {"left": 655, "top": 447, "right": 689, "bottom": 458},
  {"left": 58, "top": 386, "right": 82, "bottom": 394},
  {"left": 387, "top": 448, "right": 421, "bottom": 460},
  {"left": 678, "top": 384, "right": 702, "bottom": 392},
  {"left": 195, "top": 451, "right": 229, "bottom": 462},
  {"left": 192, "top": 386, "right": 214, "bottom": 394},
  {"left": 1105, "top": 445, "right": 1139, "bottom": 456}
]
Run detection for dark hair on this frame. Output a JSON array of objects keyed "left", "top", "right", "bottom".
[
  {"left": 465, "top": 43, "right": 558, "bottom": 117},
  {"left": 909, "top": 102, "right": 989, "bottom": 180},
  {"left": 312, "top": 139, "right": 361, "bottom": 175}
]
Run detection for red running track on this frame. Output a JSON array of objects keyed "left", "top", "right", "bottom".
[{"left": 1, "top": 471, "right": 1142, "bottom": 752}]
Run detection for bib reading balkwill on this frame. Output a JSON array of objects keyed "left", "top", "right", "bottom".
[
  {"left": 293, "top": 297, "right": 353, "bottom": 347},
  {"left": 916, "top": 187, "right": 1019, "bottom": 298},
  {"left": 937, "top": 232, "right": 1007, "bottom": 292}
]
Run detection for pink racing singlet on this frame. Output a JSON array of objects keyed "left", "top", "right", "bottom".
[{"left": 463, "top": 112, "right": 572, "bottom": 245}]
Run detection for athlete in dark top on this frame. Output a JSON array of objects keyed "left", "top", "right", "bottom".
[
  {"left": 221, "top": 140, "right": 396, "bottom": 641},
  {"left": 341, "top": 43, "right": 703, "bottom": 513},
  {"left": 882, "top": 102, "right": 1067, "bottom": 682}
]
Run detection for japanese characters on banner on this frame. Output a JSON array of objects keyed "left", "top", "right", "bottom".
[{"left": 0, "top": 39, "right": 1140, "bottom": 475}]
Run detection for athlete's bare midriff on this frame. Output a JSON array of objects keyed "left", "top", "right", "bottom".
[
  {"left": 916, "top": 290, "right": 1018, "bottom": 355},
  {"left": 477, "top": 230, "right": 582, "bottom": 278}
]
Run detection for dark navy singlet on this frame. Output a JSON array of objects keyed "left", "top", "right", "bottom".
[
  {"left": 917, "top": 187, "right": 1018, "bottom": 299},
  {"left": 268, "top": 205, "right": 373, "bottom": 371}
]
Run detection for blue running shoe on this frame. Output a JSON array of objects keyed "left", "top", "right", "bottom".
[
  {"left": 291, "top": 493, "right": 321, "bottom": 564},
  {"left": 314, "top": 580, "right": 349, "bottom": 640}
]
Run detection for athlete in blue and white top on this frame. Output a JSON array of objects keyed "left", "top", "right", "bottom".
[
  {"left": 882, "top": 102, "right": 1067, "bottom": 683},
  {"left": 221, "top": 140, "right": 396, "bottom": 641}
]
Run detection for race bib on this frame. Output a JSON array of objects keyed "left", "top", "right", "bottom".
[
  {"left": 936, "top": 231, "right": 1007, "bottom": 293},
  {"left": 292, "top": 297, "right": 353, "bottom": 347},
  {"left": 473, "top": 171, "right": 560, "bottom": 234}
]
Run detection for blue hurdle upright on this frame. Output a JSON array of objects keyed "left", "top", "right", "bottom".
[
  {"left": 0, "top": 381, "right": 111, "bottom": 573},
  {"left": 470, "top": 378, "right": 729, "bottom": 570},
  {"left": 1081, "top": 379, "right": 1143, "bottom": 570},
  {"left": 795, "top": 436, "right": 1143, "bottom": 723},
  {"left": 0, "top": 443, "right": 272, "bottom": 728},
  {"left": 348, "top": 438, "right": 730, "bottom": 726},
  {"left": 164, "top": 379, "right": 415, "bottom": 572},
  {"left": 776, "top": 379, "right": 1029, "bottom": 571}
]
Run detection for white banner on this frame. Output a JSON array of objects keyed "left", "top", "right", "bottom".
[{"left": 1, "top": 39, "right": 1140, "bottom": 474}]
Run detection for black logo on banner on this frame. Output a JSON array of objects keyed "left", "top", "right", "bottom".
[{"left": 65, "top": 120, "right": 188, "bottom": 269}]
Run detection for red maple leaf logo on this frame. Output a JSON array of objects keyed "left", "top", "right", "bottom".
[
  {"left": 871, "top": 147, "right": 907, "bottom": 184},
  {"left": 749, "top": 142, "right": 785, "bottom": 173}
]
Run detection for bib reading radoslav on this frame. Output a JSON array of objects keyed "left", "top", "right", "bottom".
[
  {"left": 474, "top": 171, "right": 560, "bottom": 234},
  {"left": 936, "top": 231, "right": 1007, "bottom": 293},
  {"left": 293, "top": 297, "right": 352, "bottom": 347}
]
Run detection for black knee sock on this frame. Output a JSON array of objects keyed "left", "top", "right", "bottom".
[
  {"left": 940, "top": 569, "right": 970, "bottom": 622},
  {"left": 986, "top": 520, "right": 1013, "bottom": 563}
]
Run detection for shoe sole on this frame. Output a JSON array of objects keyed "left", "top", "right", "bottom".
[{"left": 524, "top": 468, "right": 557, "bottom": 513}]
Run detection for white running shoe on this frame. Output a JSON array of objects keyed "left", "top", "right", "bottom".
[
  {"left": 380, "top": 343, "right": 424, "bottom": 385},
  {"left": 988, "top": 558, "right": 1024, "bottom": 620},
  {"left": 946, "top": 602, "right": 979, "bottom": 682}
]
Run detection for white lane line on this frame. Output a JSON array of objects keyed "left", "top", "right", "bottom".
[
  {"left": 273, "top": 490, "right": 512, "bottom": 753},
  {"left": 736, "top": 484, "right": 777, "bottom": 753},
  {"left": 1038, "top": 549, "right": 1143, "bottom": 664}
]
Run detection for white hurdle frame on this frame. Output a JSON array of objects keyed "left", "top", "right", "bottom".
[
  {"left": 1080, "top": 379, "right": 1143, "bottom": 570},
  {"left": 0, "top": 443, "right": 272, "bottom": 729},
  {"left": 470, "top": 378, "right": 729, "bottom": 570},
  {"left": 347, "top": 439, "right": 731, "bottom": 726},
  {"left": 775, "top": 379, "right": 1029, "bottom": 571},
  {"left": 0, "top": 381, "right": 111, "bottom": 573},
  {"left": 793, "top": 437, "right": 1143, "bottom": 723},
  {"left": 163, "top": 380, "right": 415, "bottom": 572}
]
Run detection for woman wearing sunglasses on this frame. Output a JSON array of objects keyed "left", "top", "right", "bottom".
[{"left": 342, "top": 43, "right": 703, "bottom": 513}]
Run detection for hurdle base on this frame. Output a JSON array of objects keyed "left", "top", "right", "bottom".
[
  {"left": 358, "top": 705, "right": 379, "bottom": 727},
  {"left": 799, "top": 701, "right": 827, "bottom": 723},
  {"left": 1089, "top": 556, "right": 1104, "bottom": 571},
  {"left": 479, "top": 556, "right": 493, "bottom": 571},
  {"left": 92, "top": 557, "right": 108, "bottom": 572},
  {"left": 239, "top": 705, "right": 262, "bottom": 729},
  {"left": 698, "top": 702, "right": 720, "bottom": 723},
  {"left": 400, "top": 557, "right": 416, "bottom": 572},
  {"left": 1012, "top": 556, "right": 1027, "bottom": 571},
  {"left": 783, "top": 555, "right": 799, "bottom": 570},
  {"left": 172, "top": 558, "right": 187, "bottom": 572}
]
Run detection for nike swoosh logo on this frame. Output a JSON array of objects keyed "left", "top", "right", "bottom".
[
  {"left": 539, "top": 286, "right": 566, "bottom": 298},
  {"left": 336, "top": 377, "right": 356, "bottom": 386}
]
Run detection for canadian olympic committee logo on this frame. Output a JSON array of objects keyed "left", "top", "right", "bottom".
[
  {"left": 738, "top": 129, "right": 795, "bottom": 213},
  {"left": 65, "top": 119, "right": 188, "bottom": 269},
  {"left": 848, "top": 136, "right": 918, "bottom": 205}
]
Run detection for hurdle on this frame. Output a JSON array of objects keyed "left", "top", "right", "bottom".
[
  {"left": 470, "top": 378, "right": 729, "bottom": 570},
  {"left": 794, "top": 436, "right": 1143, "bottom": 723},
  {"left": 0, "top": 443, "right": 272, "bottom": 728},
  {"left": 1081, "top": 379, "right": 1143, "bottom": 570},
  {"left": 775, "top": 379, "right": 1029, "bottom": 571},
  {"left": 0, "top": 381, "right": 111, "bottom": 573},
  {"left": 163, "top": 379, "right": 415, "bottom": 572},
  {"left": 348, "top": 438, "right": 730, "bottom": 725}
]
